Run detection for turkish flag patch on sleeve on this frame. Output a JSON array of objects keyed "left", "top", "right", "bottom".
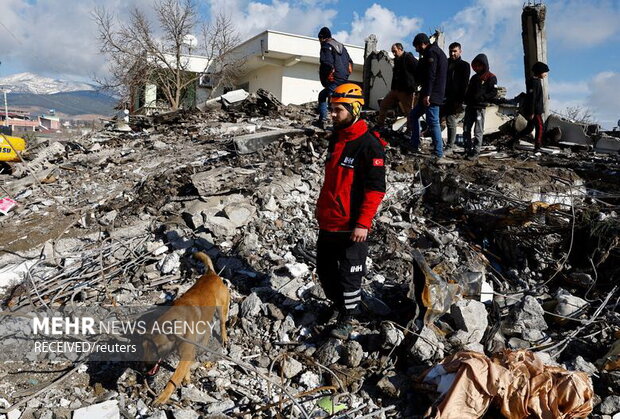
[{"left": 372, "top": 158, "right": 384, "bottom": 167}]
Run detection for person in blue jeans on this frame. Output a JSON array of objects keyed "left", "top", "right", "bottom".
[
  {"left": 318, "top": 81, "right": 338, "bottom": 127},
  {"left": 317, "top": 27, "right": 353, "bottom": 129},
  {"left": 409, "top": 33, "right": 448, "bottom": 158}
]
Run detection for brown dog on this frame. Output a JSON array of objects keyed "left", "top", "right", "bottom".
[{"left": 142, "top": 251, "right": 230, "bottom": 405}]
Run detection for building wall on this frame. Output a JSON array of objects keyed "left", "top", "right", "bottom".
[
  {"left": 281, "top": 63, "right": 363, "bottom": 105},
  {"left": 242, "top": 65, "right": 284, "bottom": 100},
  {"left": 367, "top": 52, "right": 393, "bottom": 111},
  {"left": 145, "top": 84, "right": 157, "bottom": 107},
  {"left": 266, "top": 31, "right": 365, "bottom": 67},
  {"left": 40, "top": 118, "right": 61, "bottom": 131}
]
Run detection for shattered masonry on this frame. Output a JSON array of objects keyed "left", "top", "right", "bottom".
[{"left": 0, "top": 84, "right": 618, "bottom": 418}]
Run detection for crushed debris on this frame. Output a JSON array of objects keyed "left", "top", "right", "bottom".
[{"left": 0, "top": 90, "right": 618, "bottom": 418}]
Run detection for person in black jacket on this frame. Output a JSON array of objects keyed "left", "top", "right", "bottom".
[
  {"left": 409, "top": 33, "right": 448, "bottom": 158},
  {"left": 463, "top": 53, "right": 497, "bottom": 159},
  {"left": 518, "top": 61, "right": 549, "bottom": 150},
  {"left": 441, "top": 42, "right": 470, "bottom": 151},
  {"left": 377, "top": 43, "right": 418, "bottom": 130},
  {"left": 317, "top": 27, "right": 353, "bottom": 129}
]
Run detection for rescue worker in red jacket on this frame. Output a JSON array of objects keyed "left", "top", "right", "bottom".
[{"left": 315, "top": 83, "right": 387, "bottom": 340}]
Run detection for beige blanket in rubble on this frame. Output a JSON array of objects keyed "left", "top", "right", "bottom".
[{"left": 423, "top": 350, "right": 594, "bottom": 419}]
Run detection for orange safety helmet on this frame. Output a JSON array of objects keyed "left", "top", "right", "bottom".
[{"left": 330, "top": 83, "right": 365, "bottom": 106}]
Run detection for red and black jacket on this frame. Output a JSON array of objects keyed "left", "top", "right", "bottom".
[{"left": 316, "top": 120, "right": 386, "bottom": 232}]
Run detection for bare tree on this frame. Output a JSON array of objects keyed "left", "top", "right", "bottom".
[
  {"left": 563, "top": 106, "right": 596, "bottom": 125},
  {"left": 200, "top": 14, "right": 244, "bottom": 96},
  {"left": 94, "top": 0, "right": 244, "bottom": 112}
]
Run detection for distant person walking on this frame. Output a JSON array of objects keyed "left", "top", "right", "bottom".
[
  {"left": 317, "top": 27, "right": 353, "bottom": 130},
  {"left": 518, "top": 61, "right": 549, "bottom": 150},
  {"left": 409, "top": 33, "right": 448, "bottom": 158},
  {"left": 441, "top": 42, "right": 470, "bottom": 151},
  {"left": 463, "top": 53, "right": 497, "bottom": 159},
  {"left": 377, "top": 43, "right": 418, "bottom": 131}
]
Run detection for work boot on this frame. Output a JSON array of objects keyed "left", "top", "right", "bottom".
[
  {"left": 465, "top": 153, "right": 479, "bottom": 161},
  {"left": 317, "top": 305, "right": 340, "bottom": 325},
  {"left": 330, "top": 314, "right": 355, "bottom": 340}
]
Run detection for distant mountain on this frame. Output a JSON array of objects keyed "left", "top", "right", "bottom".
[
  {"left": 0, "top": 72, "right": 96, "bottom": 95},
  {"left": 7, "top": 90, "right": 117, "bottom": 117}
]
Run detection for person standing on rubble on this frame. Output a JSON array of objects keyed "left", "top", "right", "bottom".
[
  {"left": 462, "top": 53, "right": 498, "bottom": 159},
  {"left": 376, "top": 43, "right": 418, "bottom": 131},
  {"left": 317, "top": 27, "right": 353, "bottom": 130},
  {"left": 409, "top": 33, "right": 448, "bottom": 159},
  {"left": 441, "top": 42, "right": 470, "bottom": 152},
  {"left": 315, "top": 83, "right": 386, "bottom": 340},
  {"left": 517, "top": 61, "right": 549, "bottom": 151}
]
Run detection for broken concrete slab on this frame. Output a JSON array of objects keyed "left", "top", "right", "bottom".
[
  {"left": 546, "top": 114, "right": 593, "bottom": 147},
  {"left": 408, "top": 326, "right": 445, "bottom": 362},
  {"left": 204, "top": 215, "right": 240, "bottom": 238},
  {"left": 342, "top": 341, "right": 364, "bottom": 368},
  {"left": 595, "top": 135, "right": 620, "bottom": 154},
  {"left": 279, "top": 357, "right": 303, "bottom": 379},
  {"left": 233, "top": 128, "right": 305, "bottom": 155},
  {"left": 220, "top": 89, "right": 250, "bottom": 107},
  {"left": 240, "top": 292, "right": 262, "bottom": 318},
  {"left": 553, "top": 288, "right": 588, "bottom": 319},
  {"left": 506, "top": 295, "right": 548, "bottom": 334},
  {"left": 73, "top": 400, "right": 120, "bottom": 419},
  {"left": 0, "top": 260, "right": 37, "bottom": 293},
  {"left": 5, "top": 167, "right": 57, "bottom": 195},
  {"left": 191, "top": 167, "right": 257, "bottom": 196},
  {"left": 451, "top": 299, "right": 488, "bottom": 343},
  {"left": 222, "top": 202, "right": 256, "bottom": 227}
]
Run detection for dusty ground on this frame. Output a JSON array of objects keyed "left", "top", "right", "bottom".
[{"left": 0, "top": 102, "right": 618, "bottom": 418}]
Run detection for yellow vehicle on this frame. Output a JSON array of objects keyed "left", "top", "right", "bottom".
[{"left": 0, "top": 134, "right": 26, "bottom": 162}]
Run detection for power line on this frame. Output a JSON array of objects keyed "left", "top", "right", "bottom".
[{"left": 0, "top": 20, "right": 21, "bottom": 44}]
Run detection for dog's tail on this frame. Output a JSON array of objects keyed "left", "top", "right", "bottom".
[{"left": 193, "top": 252, "right": 215, "bottom": 274}]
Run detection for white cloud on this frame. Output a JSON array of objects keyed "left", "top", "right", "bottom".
[
  {"left": 332, "top": 4, "right": 422, "bottom": 50},
  {"left": 441, "top": 0, "right": 523, "bottom": 92},
  {"left": 547, "top": 73, "right": 620, "bottom": 128},
  {"left": 548, "top": 0, "right": 620, "bottom": 49},
  {"left": 207, "top": 0, "right": 337, "bottom": 41},
  {"left": 548, "top": 80, "right": 590, "bottom": 113},
  {"left": 0, "top": 0, "right": 337, "bottom": 80},
  {"left": 587, "top": 71, "right": 620, "bottom": 128},
  {"left": 549, "top": 80, "right": 589, "bottom": 96},
  {"left": 0, "top": 0, "right": 162, "bottom": 80}
]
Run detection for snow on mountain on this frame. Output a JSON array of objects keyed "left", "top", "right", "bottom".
[{"left": 0, "top": 72, "right": 95, "bottom": 95}]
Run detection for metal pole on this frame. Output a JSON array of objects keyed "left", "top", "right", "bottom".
[
  {"left": 0, "top": 60, "right": 7, "bottom": 126},
  {"left": 3, "top": 91, "right": 8, "bottom": 126}
]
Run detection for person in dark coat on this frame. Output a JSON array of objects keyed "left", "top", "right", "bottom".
[
  {"left": 441, "top": 42, "right": 470, "bottom": 151},
  {"left": 317, "top": 26, "right": 353, "bottom": 129},
  {"left": 518, "top": 61, "right": 549, "bottom": 150},
  {"left": 377, "top": 43, "right": 418, "bottom": 130},
  {"left": 463, "top": 53, "right": 497, "bottom": 159},
  {"left": 408, "top": 33, "right": 448, "bottom": 158}
]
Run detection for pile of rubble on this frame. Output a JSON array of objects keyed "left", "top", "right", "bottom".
[{"left": 0, "top": 91, "right": 618, "bottom": 418}]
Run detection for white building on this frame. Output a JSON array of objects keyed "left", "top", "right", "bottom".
[
  {"left": 228, "top": 30, "right": 364, "bottom": 105},
  {"left": 131, "top": 30, "right": 365, "bottom": 114}
]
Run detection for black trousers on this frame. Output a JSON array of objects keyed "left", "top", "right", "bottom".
[{"left": 316, "top": 230, "right": 368, "bottom": 312}]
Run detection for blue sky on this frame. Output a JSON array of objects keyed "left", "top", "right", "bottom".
[{"left": 1, "top": 0, "right": 619, "bottom": 127}]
